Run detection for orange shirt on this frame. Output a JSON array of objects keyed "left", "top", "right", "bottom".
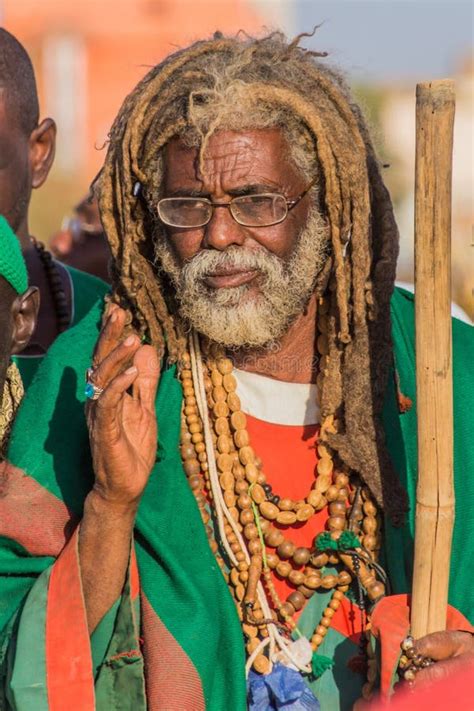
[{"left": 246, "top": 413, "right": 364, "bottom": 642}]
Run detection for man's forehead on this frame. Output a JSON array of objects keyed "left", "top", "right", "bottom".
[{"left": 163, "top": 128, "right": 294, "bottom": 188}]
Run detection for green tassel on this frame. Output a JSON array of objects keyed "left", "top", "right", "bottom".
[
  {"left": 337, "top": 530, "right": 361, "bottom": 551},
  {"left": 311, "top": 653, "right": 334, "bottom": 679},
  {"left": 314, "top": 532, "right": 337, "bottom": 551}
]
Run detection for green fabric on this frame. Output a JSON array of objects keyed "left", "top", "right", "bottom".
[
  {"left": 94, "top": 573, "right": 146, "bottom": 709},
  {"left": 3, "top": 300, "right": 247, "bottom": 711},
  {"left": 297, "top": 588, "right": 363, "bottom": 711},
  {"left": 6, "top": 567, "right": 51, "bottom": 711},
  {"left": 13, "top": 265, "right": 108, "bottom": 391},
  {"left": 311, "top": 653, "right": 334, "bottom": 678},
  {"left": 91, "top": 598, "right": 121, "bottom": 679},
  {"left": 0, "top": 217, "right": 28, "bottom": 295},
  {"left": 1, "top": 286, "right": 472, "bottom": 711},
  {"left": 382, "top": 287, "right": 474, "bottom": 622}
]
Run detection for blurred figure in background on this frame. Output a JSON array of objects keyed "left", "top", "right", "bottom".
[
  {"left": 50, "top": 193, "right": 111, "bottom": 283},
  {"left": 0, "top": 28, "right": 108, "bottom": 390}
]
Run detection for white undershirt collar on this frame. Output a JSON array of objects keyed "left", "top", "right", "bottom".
[{"left": 233, "top": 368, "right": 320, "bottom": 426}]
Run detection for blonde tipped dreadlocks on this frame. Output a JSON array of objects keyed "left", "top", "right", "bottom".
[{"left": 95, "top": 31, "right": 406, "bottom": 521}]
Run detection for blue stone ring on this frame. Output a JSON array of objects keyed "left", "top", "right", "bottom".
[{"left": 85, "top": 367, "right": 104, "bottom": 401}]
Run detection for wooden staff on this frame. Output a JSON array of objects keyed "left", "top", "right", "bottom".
[{"left": 411, "top": 80, "right": 456, "bottom": 638}]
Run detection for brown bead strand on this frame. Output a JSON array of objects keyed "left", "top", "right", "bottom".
[
  {"left": 179, "top": 338, "right": 384, "bottom": 676},
  {"left": 309, "top": 585, "right": 350, "bottom": 651},
  {"left": 207, "top": 351, "right": 381, "bottom": 611},
  {"left": 179, "top": 356, "right": 224, "bottom": 566}
]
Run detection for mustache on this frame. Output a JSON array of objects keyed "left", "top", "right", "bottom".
[{"left": 180, "top": 245, "right": 286, "bottom": 284}]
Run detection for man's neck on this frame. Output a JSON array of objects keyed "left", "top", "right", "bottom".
[
  {"left": 15, "top": 219, "right": 31, "bottom": 252},
  {"left": 231, "top": 291, "right": 318, "bottom": 385}
]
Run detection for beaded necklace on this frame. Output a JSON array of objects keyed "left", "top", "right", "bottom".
[
  {"left": 31, "top": 239, "right": 70, "bottom": 335},
  {"left": 179, "top": 298, "right": 386, "bottom": 694}
]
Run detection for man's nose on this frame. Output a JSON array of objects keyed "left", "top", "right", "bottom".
[{"left": 203, "top": 204, "right": 246, "bottom": 250}]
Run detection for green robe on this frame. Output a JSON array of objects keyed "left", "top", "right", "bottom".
[{"left": 0, "top": 287, "right": 472, "bottom": 710}]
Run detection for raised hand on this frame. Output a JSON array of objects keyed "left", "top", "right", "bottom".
[{"left": 85, "top": 305, "right": 161, "bottom": 509}]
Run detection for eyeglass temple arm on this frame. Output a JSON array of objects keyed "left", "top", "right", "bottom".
[{"left": 287, "top": 177, "right": 318, "bottom": 209}]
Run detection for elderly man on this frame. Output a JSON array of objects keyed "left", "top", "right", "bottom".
[
  {"left": 1, "top": 33, "right": 473, "bottom": 711},
  {"left": 0, "top": 29, "right": 108, "bottom": 389}
]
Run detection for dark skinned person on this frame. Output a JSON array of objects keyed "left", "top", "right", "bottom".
[
  {"left": 0, "top": 28, "right": 108, "bottom": 390},
  {"left": 0, "top": 33, "right": 473, "bottom": 711},
  {"left": 0, "top": 216, "right": 39, "bottom": 456}
]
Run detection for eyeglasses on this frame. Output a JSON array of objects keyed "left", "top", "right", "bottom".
[{"left": 156, "top": 178, "right": 316, "bottom": 229}]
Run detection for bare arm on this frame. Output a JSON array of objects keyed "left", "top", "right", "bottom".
[{"left": 79, "top": 307, "right": 160, "bottom": 633}]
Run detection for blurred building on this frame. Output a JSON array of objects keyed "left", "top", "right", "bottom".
[
  {"left": 380, "top": 54, "right": 474, "bottom": 318},
  {"left": 2, "top": 0, "right": 264, "bottom": 237},
  {"left": 4, "top": 0, "right": 264, "bottom": 181}
]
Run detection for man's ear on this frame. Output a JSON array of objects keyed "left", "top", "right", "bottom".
[
  {"left": 29, "top": 118, "right": 56, "bottom": 189},
  {"left": 10, "top": 287, "right": 40, "bottom": 355}
]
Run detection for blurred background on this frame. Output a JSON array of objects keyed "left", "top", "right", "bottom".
[{"left": 1, "top": 0, "right": 473, "bottom": 316}]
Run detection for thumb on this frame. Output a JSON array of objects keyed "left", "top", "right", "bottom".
[{"left": 415, "top": 630, "right": 471, "bottom": 661}]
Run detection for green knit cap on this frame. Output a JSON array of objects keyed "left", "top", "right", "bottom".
[{"left": 0, "top": 216, "right": 28, "bottom": 294}]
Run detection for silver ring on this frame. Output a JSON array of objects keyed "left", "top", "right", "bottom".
[{"left": 85, "top": 367, "right": 104, "bottom": 401}]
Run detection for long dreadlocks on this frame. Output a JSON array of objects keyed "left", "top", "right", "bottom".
[{"left": 95, "top": 31, "right": 407, "bottom": 522}]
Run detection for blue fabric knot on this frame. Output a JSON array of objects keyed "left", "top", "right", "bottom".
[{"left": 247, "top": 663, "right": 321, "bottom": 711}]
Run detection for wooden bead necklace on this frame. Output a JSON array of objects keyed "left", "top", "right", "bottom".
[{"left": 178, "top": 301, "right": 385, "bottom": 684}]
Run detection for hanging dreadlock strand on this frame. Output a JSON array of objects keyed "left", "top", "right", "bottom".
[{"left": 95, "top": 31, "right": 406, "bottom": 521}]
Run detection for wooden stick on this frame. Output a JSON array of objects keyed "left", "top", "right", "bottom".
[{"left": 411, "top": 80, "right": 456, "bottom": 638}]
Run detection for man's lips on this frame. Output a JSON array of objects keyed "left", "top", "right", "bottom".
[{"left": 203, "top": 269, "right": 259, "bottom": 288}]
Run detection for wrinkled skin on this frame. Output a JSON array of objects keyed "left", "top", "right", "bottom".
[
  {"left": 161, "top": 128, "right": 322, "bottom": 382},
  {"left": 162, "top": 129, "right": 312, "bottom": 275}
]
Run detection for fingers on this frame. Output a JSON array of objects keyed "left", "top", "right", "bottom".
[
  {"left": 131, "top": 345, "right": 161, "bottom": 411},
  {"left": 415, "top": 630, "right": 473, "bottom": 661},
  {"left": 95, "top": 366, "right": 139, "bottom": 413},
  {"left": 414, "top": 654, "right": 473, "bottom": 686},
  {"left": 92, "top": 306, "right": 127, "bottom": 368},
  {"left": 92, "top": 334, "right": 141, "bottom": 392}
]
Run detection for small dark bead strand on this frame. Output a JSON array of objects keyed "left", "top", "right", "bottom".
[{"left": 32, "top": 239, "right": 70, "bottom": 332}]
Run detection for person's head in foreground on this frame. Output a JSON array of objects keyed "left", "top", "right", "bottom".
[{"left": 0, "top": 216, "right": 38, "bottom": 454}]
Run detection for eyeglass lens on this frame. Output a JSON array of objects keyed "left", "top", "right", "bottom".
[{"left": 157, "top": 194, "right": 288, "bottom": 228}]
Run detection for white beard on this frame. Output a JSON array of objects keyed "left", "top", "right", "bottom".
[{"left": 154, "top": 209, "right": 329, "bottom": 348}]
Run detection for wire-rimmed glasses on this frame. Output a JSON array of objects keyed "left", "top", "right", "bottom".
[{"left": 157, "top": 178, "right": 316, "bottom": 229}]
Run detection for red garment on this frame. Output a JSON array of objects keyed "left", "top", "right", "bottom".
[{"left": 246, "top": 413, "right": 364, "bottom": 641}]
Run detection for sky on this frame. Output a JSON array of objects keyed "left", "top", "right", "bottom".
[{"left": 290, "top": 0, "right": 473, "bottom": 82}]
